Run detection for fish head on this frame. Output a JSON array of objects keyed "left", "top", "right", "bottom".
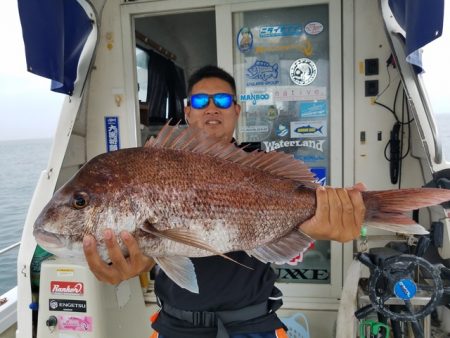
[{"left": 33, "top": 151, "right": 142, "bottom": 260}]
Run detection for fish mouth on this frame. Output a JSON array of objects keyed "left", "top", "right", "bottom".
[{"left": 33, "top": 228, "right": 64, "bottom": 249}]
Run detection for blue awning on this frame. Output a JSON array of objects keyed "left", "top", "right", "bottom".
[
  {"left": 388, "top": 0, "right": 444, "bottom": 72},
  {"left": 18, "top": 0, "right": 94, "bottom": 95}
]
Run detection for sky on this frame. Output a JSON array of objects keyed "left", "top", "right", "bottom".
[
  {"left": 0, "top": 1, "right": 64, "bottom": 141},
  {"left": 0, "top": 1, "right": 448, "bottom": 142}
]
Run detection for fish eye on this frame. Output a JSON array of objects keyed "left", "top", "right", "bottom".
[{"left": 72, "top": 192, "right": 89, "bottom": 209}]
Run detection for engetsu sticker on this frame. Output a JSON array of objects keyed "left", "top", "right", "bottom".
[
  {"left": 237, "top": 27, "right": 253, "bottom": 52},
  {"left": 305, "top": 22, "right": 324, "bottom": 35},
  {"left": 49, "top": 299, "right": 87, "bottom": 313},
  {"left": 290, "top": 58, "right": 317, "bottom": 86}
]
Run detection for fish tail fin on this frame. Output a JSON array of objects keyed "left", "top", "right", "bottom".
[{"left": 362, "top": 188, "right": 450, "bottom": 234}]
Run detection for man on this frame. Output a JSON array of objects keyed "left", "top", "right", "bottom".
[{"left": 83, "top": 65, "right": 365, "bottom": 337}]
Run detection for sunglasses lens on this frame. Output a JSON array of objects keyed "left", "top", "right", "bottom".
[
  {"left": 190, "top": 94, "right": 209, "bottom": 109},
  {"left": 213, "top": 94, "right": 233, "bottom": 109}
]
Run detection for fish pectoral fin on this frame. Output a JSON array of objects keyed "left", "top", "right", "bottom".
[
  {"left": 154, "top": 256, "right": 199, "bottom": 293},
  {"left": 247, "top": 229, "right": 313, "bottom": 264},
  {"left": 141, "top": 221, "right": 253, "bottom": 270}
]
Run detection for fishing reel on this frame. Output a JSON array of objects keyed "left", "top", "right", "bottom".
[{"left": 354, "top": 239, "right": 450, "bottom": 338}]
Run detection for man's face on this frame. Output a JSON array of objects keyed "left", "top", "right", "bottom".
[{"left": 184, "top": 77, "right": 241, "bottom": 142}]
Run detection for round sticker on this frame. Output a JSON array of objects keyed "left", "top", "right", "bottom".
[
  {"left": 237, "top": 27, "right": 253, "bottom": 52},
  {"left": 267, "top": 106, "right": 279, "bottom": 120},
  {"left": 290, "top": 58, "right": 317, "bottom": 86},
  {"left": 394, "top": 278, "right": 417, "bottom": 300},
  {"left": 305, "top": 22, "right": 324, "bottom": 35}
]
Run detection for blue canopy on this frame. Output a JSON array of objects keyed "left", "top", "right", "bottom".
[
  {"left": 18, "top": 0, "right": 94, "bottom": 95},
  {"left": 388, "top": 0, "right": 444, "bottom": 72}
]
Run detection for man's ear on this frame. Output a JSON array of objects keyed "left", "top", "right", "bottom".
[
  {"left": 235, "top": 103, "right": 241, "bottom": 118},
  {"left": 184, "top": 105, "right": 191, "bottom": 123}
]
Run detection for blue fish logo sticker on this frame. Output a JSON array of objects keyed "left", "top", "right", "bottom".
[
  {"left": 294, "top": 125, "right": 323, "bottom": 135},
  {"left": 247, "top": 61, "right": 278, "bottom": 81}
]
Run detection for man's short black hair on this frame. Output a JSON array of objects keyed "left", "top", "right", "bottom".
[{"left": 187, "top": 65, "right": 236, "bottom": 95}]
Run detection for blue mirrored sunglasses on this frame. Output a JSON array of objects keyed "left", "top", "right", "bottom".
[{"left": 188, "top": 93, "right": 236, "bottom": 109}]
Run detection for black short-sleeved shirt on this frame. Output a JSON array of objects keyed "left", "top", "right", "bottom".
[{"left": 152, "top": 251, "right": 285, "bottom": 338}]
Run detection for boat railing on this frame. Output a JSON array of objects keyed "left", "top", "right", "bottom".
[
  {"left": 0, "top": 241, "right": 20, "bottom": 256},
  {"left": 0, "top": 242, "right": 20, "bottom": 335}
]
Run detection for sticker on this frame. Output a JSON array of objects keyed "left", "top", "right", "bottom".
[
  {"left": 56, "top": 268, "right": 74, "bottom": 277},
  {"left": 295, "top": 154, "right": 326, "bottom": 163},
  {"left": 237, "top": 27, "right": 253, "bottom": 52},
  {"left": 310, "top": 167, "right": 327, "bottom": 186},
  {"left": 394, "top": 279, "right": 417, "bottom": 300},
  {"left": 267, "top": 106, "right": 279, "bottom": 120},
  {"left": 304, "top": 21, "right": 324, "bottom": 35},
  {"left": 105, "top": 116, "right": 120, "bottom": 152},
  {"left": 290, "top": 120, "right": 327, "bottom": 138},
  {"left": 275, "top": 124, "right": 289, "bottom": 137},
  {"left": 51, "top": 281, "right": 84, "bottom": 296},
  {"left": 49, "top": 299, "right": 87, "bottom": 313},
  {"left": 246, "top": 60, "right": 279, "bottom": 86},
  {"left": 272, "top": 86, "right": 326, "bottom": 102},
  {"left": 259, "top": 24, "right": 302, "bottom": 38},
  {"left": 239, "top": 91, "right": 272, "bottom": 106},
  {"left": 241, "top": 125, "right": 269, "bottom": 133},
  {"left": 263, "top": 139, "right": 326, "bottom": 152},
  {"left": 255, "top": 40, "right": 313, "bottom": 56},
  {"left": 300, "top": 100, "right": 328, "bottom": 118},
  {"left": 290, "top": 58, "right": 317, "bottom": 86},
  {"left": 58, "top": 315, "right": 93, "bottom": 332}
]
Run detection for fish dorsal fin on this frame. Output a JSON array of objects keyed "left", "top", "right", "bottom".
[
  {"left": 141, "top": 221, "right": 252, "bottom": 270},
  {"left": 145, "top": 122, "right": 317, "bottom": 184},
  {"left": 247, "top": 229, "right": 313, "bottom": 264},
  {"left": 154, "top": 256, "right": 199, "bottom": 293}
]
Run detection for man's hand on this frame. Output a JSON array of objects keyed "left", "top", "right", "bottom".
[
  {"left": 300, "top": 183, "right": 366, "bottom": 242},
  {"left": 83, "top": 229, "right": 155, "bottom": 284}
]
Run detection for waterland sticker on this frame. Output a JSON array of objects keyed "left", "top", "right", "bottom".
[
  {"left": 58, "top": 315, "right": 93, "bottom": 332},
  {"left": 105, "top": 116, "right": 120, "bottom": 152},
  {"left": 259, "top": 24, "right": 302, "bottom": 38},
  {"left": 290, "top": 120, "right": 327, "bottom": 138},
  {"left": 237, "top": 27, "right": 253, "bottom": 52},
  {"left": 262, "top": 139, "right": 326, "bottom": 152},
  {"left": 304, "top": 21, "right": 324, "bottom": 35},
  {"left": 290, "top": 58, "right": 317, "bottom": 86},
  {"left": 299, "top": 100, "right": 328, "bottom": 118}
]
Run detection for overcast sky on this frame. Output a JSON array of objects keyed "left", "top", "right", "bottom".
[
  {"left": 0, "top": 1, "right": 448, "bottom": 142},
  {"left": 0, "top": 1, "right": 63, "bottom": 141}
]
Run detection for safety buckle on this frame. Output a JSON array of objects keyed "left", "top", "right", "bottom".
[{"left": 192, "top": 311, "right": 215, "bottom": 326}]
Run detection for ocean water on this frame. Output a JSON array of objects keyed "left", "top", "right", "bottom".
[{"left": 0, "top": 138, "right": 52, "bottom": 296}]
